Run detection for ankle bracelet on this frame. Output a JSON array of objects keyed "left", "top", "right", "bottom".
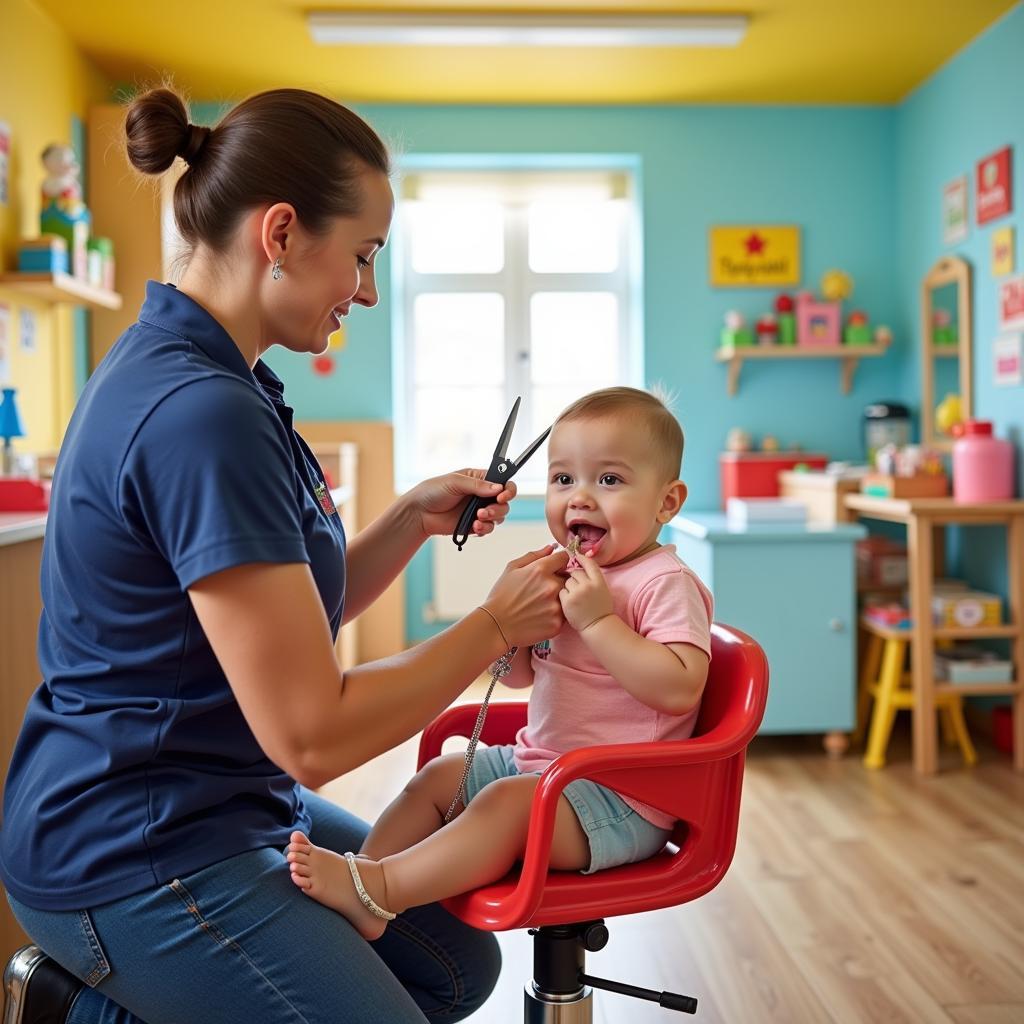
[{"left": 344, "top": 853, "right": 396, "bottom": 921}]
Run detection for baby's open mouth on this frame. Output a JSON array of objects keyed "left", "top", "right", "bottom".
[{"left": 568, "top": 523, "right": 606, "bottom": 556}]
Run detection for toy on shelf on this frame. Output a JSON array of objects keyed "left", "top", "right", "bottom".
[
  {"left": 874, "top": 325, "right": 893, "bottom": 347},
  {"left": 863, "top": 602, "right": 912, "bottom": 630},
  {"left": 934, "top": 392, "right": 963, "bottom": 438},
  {"left": 725, "top": 427, "right": 753, "bottom": 453},
  {"left": 760, "top": 434, "right": 780, "bottom": 453},
  {"left": 38, "top": 142, "right": 90, "bottom": 280},
  {"left": 844, "top": 310, "right": 872, "bottom": 346},
  {"left": 755, "top": 313, "right": 778, "bottom": 346},
  {"left": 861, "top": 442, "right": 949, "bottom": 498},
  {"left": 720, "top": 310, "right": 753, "bottom": 348},
  {"left": 820, "top": 269, "right": 854, "bottom": 302},
  {"left": 932, "top": 308, "right": 958, "bottom": 346},
  {"left": 796, "top": 289, "right": 841, "bottom": 347},
  {"left": 774, "top": 294, "right": 796, "bottom": 345},
  {"left": 17, "top": 235, "right": 69, "bottom": 275}
]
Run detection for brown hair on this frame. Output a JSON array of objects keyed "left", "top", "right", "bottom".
[
  {"left": 555, "top": 386, "right": 684, "bottom": 482},
  {"left": 125, "top": 86, "right": 391, "bottom": 254}
]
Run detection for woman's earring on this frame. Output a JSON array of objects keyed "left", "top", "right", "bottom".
[{"left": 272, "top": 257, "right": 284, "bottom": 281}]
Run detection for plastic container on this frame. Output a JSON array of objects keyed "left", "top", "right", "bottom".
[
  {"left": 951, "top": 420, "right": 1015, "bottom": 502},
  {"left": 719, "top": 452, "right": 827, "bottom": 507}
]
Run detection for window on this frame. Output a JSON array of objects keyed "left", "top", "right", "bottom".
[{"left": 395, "top": 167, "right": 641, "bottom": 494}]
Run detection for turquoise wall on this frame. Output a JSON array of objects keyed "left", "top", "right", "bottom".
[
  {"left": 223, "top": 102, "right": 904, "bottom": 640},
  {"left": 896, "top": 2, "right": 1024, "bottom": 602}
]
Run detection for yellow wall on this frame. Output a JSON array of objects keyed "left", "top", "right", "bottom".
[{"left": 0, "top": 0, "right": 110, "bottom": 457}]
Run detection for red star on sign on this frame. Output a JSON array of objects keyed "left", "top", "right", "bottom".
[{"left": 744, "top": 232, "right": 766, "bottom": 255}]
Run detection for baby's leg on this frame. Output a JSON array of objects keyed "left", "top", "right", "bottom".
[
  {"left": 380, "top": 774, "right": 589, "bottom": 912},
  {"left": 287, "top": 775, "right": 590, "bottom": 938},
  {"left": 359, "top": 752, "right": 470, "bottom": 860}
]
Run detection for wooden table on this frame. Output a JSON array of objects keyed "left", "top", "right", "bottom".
[{"left": 844, "top": 494, "right": 1024, "bottom": 774}]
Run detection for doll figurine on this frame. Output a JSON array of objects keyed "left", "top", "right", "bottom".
[{"left": 40, "top": 144, "right": 84, "bottom": 215}]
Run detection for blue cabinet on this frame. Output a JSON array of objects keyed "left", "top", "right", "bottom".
[{"left": 668, "top": 513, "right": 866, "bottom": 736}]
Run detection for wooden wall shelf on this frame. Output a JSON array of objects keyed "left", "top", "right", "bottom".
[
  {"left": 715, "top": 341, "right": 892, "bottom": 396},
  {"left": 0, "top": 271, "right": 123, "bottom": 311}
]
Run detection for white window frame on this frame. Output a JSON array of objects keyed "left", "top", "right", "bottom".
[{"left": 393, "top": 162, "right": 643, "bottom": 495}]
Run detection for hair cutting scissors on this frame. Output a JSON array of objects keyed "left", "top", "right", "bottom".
[{"left": 452, "top": 397, "right": 551, "bottom": 550}]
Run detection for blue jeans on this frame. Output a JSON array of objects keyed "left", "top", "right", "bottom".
[{"left": 7, "top": 790, "right": 500, "bottom": 1023}]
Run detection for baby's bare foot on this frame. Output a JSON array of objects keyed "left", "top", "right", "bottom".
[{"left": 286, "top": 831, "right": 391, "bottom": 941}]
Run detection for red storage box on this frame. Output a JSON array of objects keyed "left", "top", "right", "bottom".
[
  {"left": 0, "top": 477, "right": 50, "bottom": 511},
  {"left": 719, "top": 452, "right": 828, "bottom": 507}
]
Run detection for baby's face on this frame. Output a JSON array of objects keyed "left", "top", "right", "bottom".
[{"left": 544, "top": 416, "right": 676, "bottom": 567}]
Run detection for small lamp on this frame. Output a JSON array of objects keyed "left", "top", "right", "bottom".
[{"left": 0, "top": 387, "right": 26, "bottom": 476}]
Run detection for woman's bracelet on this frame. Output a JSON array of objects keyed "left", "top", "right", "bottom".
[{"left": 478, "top": 604, "right": 511, "bottom": 651}]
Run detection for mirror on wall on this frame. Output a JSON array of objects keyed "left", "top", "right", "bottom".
[{"left": 921, "top": 256, "right": 973, "bottom": 451}]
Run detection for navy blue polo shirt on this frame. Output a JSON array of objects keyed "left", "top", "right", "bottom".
[{"left": 0, "top": 282, "right": 346, "bottom": 911}]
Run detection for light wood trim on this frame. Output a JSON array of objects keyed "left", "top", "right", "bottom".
[
  {"left": 0, "top": 271, "right": 122, "bottom": 310},
  {"left": 920, "top": 255, "right": 972, "bottom": 450},
  {"left": 0, "top": 537, "right": 43, "bottom": 956},
  {"left": 845, "top": 494, "right": 1024, "bottom": 522},
  {"left": 1009, "top": 514, "right": 1024, "bottom": 771},
  {"left": 715, "top": 341, "right": 891, "bottom": 396},
  {"left": 936, "top": 682, "right": 1020, "bottom": 697},
  {"left": 933, "top": 625, "right": 1019, "bottom": 640},
  {"left": 907, "top": 515, "right": 938, "bottom": 773},
  {"left": 88, "top": 103, "right": 164, "bottom": 369},
  {"left": 297, "top": 421, "right": 403, "bottom": 661}
]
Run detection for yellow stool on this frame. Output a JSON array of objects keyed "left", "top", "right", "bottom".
[{"left": 855, "top": 624, "right": 977, "bottom": 769}]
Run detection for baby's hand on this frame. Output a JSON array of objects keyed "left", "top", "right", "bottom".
[{"left": 559, "top": 551, "right": 614, "bottom": 634}]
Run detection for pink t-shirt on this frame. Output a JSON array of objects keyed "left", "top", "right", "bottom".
[{"left": 511, "top": 544, "right": 713, "bottom": 829}]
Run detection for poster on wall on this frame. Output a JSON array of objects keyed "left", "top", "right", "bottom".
[
  {"left": 1000, "top": 275, "right": 1024, "bottom": 329},
  {"left": 708, "top": 225, "right": 800, "bottom": 287},
  {"left": 0, "top": 122, "right": 10, "bottom": 206},
  {"left": 976, "top": 145, "right": 1013, "bottom": 225},
  {"left": 994, "top": 334, "right": 1022, "bottom": 387},
  {"left": 942, "top": 176, "right": 969, "bottom": 245},
  {"left": 992, "top": 226, "right": 1015, "bottom": 277}
]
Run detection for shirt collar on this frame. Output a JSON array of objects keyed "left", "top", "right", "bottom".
[{"left": 138, "top": 281, "right": 255, "bottom": 383}]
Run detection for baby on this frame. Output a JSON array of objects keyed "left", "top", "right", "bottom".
[{"left": 286, "top": 386, "right": 713, "bottom": 939}]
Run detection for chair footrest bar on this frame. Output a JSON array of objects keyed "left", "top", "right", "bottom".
[{"left": 579, "top": 973, "right": 697, "bottom": 1014}]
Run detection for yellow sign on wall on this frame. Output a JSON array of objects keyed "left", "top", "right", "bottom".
[
  {"left": 992, "top": 226, "right": 1015, "bottom": 277},
  {"left": 709, "top": 225, "right": 801, "bottom": 287}
]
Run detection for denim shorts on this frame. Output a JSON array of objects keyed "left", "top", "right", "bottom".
[{"left": 462, "top": 744, "right": 672, "bottom": 875}]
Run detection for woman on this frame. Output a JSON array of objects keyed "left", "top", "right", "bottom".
[{"left": 0, "top": 86, "right": 568, "bottom": 1024}]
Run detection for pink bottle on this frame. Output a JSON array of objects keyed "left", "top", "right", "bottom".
[{"left": 952, "top": 420, "right": 1015, "bottom": 502}]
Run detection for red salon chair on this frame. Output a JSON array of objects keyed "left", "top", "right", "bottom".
[{"left": 418, "top": 622, "right": 768, "bottom": 1022}]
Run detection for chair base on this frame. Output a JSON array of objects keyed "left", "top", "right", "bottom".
[{"left": 525, "top": 982, "right": 594, "bottom": 1023}]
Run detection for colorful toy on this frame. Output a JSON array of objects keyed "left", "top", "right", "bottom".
[
  {"left": 874, "top": 324, "right": 893, "bottom": 347},
  {"left": 755, "top": 313, "right": 778, "bottom": 346},
  {"left": 720, "top": 310, "right": 753, "bottom": 348},
  {"left": 820, "top": 269, "right": 854, "bottom": 303},
  {"left": 774, "top": 294, "right": 797, "bottom": 345},
  {"left": 760, "top": 435, "right": 780, "bottom": 453},
  {"left": 932, "top": 309, "right": 958, "bottom": 346},
  {"left": 796, "top": 290, "right": 840, "bottom": 347},
  {"left": 934, "top": 392, "right": 963, "bottom": 437},
  {"left": 725, "top": 427, "right": 753, "bottom": 453},
  {"left": 39, "top": 142, "right": 90, "bottom": 279},
  {"left": 843, "top": 310, "right": 872, "bottom": 346},
  {"left": 40, "top": 143, "right": 83, "bottom": 212},
  {"left": 17, "top": 235, "right": 69, "bottom": 275}
]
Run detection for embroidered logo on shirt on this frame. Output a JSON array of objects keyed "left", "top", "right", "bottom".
[
  {"left": 314, "top": 481, "right": 338, "bottom": 517},
  {"left": 532, "top": 639, "right": 552, "bottom": 660}
]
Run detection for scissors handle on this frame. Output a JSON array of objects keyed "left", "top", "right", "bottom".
[{"left": 453, "top": 494, "right": 499, "bottom": 551}]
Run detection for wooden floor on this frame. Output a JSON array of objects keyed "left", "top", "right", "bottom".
[{"left": 321, "top": 685, "right": 1024, "bottom": 1024}]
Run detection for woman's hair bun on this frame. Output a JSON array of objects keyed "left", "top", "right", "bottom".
[{"left": 125, "top": 87, "right": 205, "bottom": 175}]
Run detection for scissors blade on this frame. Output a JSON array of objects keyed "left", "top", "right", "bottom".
[
  {"left": 492, "top": 397, "right": 521, "bottom": 461},
  {"left": 511, "top": 424, "right": 552, "bottom": 472}
]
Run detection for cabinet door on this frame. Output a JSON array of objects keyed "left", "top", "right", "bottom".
[{"left": 689, "top": 537, "right": 856, "bottom": 734}]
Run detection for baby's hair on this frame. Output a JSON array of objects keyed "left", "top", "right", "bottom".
[{"left": 554, "top": 386, "right": 684, "bottom": 481}]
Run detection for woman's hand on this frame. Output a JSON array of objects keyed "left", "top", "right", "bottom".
[
  {"left": 406, "top": 469, "right": 517, "bottom": 539},
  {"left": 481, "top": 545, "right": 569, "bottom": 648},
  {"left": 559, "top": 552, "right": 614, "bottom": 634}
]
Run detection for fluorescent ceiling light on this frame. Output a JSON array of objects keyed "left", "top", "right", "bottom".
[{"left": 307, "top": 12, "right": 748, "bottom": 48}]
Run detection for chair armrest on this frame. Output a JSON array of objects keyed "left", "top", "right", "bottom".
[{"left": 417, "top": 701, "right": 529, "bottom": 768}]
